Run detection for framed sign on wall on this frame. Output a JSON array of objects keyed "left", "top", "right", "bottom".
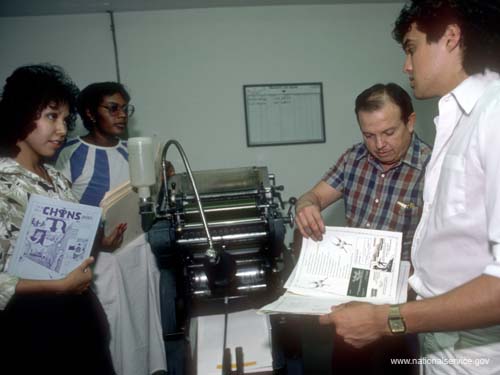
[{"left": 243, "top": 82, "right": 326, "bottom": 147}]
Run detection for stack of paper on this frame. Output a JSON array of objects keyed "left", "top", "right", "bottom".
[
  {"left": 193, "top": 309, "right": 273, "bottom": 375},
  {"left": 259, "top": 226, "right": 410, "bottom": 315},
  {"left": 100, "top": 181, "right": 143, "bottom": 248}
]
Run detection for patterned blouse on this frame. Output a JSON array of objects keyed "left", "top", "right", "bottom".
[{"left": 0, "top": 158, "right": 77, "bottom": 310}]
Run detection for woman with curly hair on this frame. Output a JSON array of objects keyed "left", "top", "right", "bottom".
[{"left": 0, "top": 64, "right": 117, "bottom": 374}]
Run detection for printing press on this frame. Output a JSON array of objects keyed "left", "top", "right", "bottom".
[
  {"left": 128, "top": 139, "right": 297, "bottom": 374},
  {"left": 152, "top": 165, "right": 294, "bottom": 298}
]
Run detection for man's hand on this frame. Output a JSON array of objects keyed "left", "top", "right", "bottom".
[
  {"left": 295, "top": 182, "right": 342, "bottom": 241},
  {"left": 319, "top": 302, "right": 390, "bottom": 348},
  {"left": 295, "top": 202, "right": 326, "bottom": 241},
  {"left": 59, "top": 257, "right": 95, "bottom": 294}
]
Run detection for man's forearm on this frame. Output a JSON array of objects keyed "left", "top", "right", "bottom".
[
  {"left": 295, "top": 191, "right": 322, "bottom": 212},
  {"left": 402, "top": 274, "right": 500, "bottom": 333},
  {"left": 325, "top": 274, "right": 500, "bottom": 348}
]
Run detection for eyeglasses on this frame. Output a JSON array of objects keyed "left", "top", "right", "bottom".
[{"left": 99, "top": 103, "right": 135, "bottom": 117}]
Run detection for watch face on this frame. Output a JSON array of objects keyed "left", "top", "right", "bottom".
[{"left": 389, "top": 318, "right": 406, "bottom": 334}]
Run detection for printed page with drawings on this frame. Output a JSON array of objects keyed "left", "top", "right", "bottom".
[
  {"left": 7, "top": 194, "right": 102, "bottom": 280},
  {"left": 259, "top": 226, "right": 410, "bottom": 315}
]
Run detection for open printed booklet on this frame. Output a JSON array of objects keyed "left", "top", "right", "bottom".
[
  {"left": 8, "top": 194, "right": 102, "bottom": 280},
  {"left": 100, "top": 181, "right": 143, "bottom": 248},
  {"left": 259, "top": 226, "right": 410, "bottom": 315}
]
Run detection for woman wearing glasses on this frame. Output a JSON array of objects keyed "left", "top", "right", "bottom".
[{"left": 55, "top": 82, "right": 134, "bottom": 207}]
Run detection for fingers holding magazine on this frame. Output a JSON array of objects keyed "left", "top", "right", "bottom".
[
  {"left": 61, "top": 256, "right": 95, "bottom": 294},
  {"left": 319, "top": 301, "right": 390, "bottom": 348},
  {"left": 295, "top": 203, "right": 325, "bottom": 241}
]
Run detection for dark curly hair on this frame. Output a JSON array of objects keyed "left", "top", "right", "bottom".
[
  {"left": 355, "top": 83, "right": 414, "bottom": 124},
  {"left": 392, "top": 0, "right": 500, "bottom": 75},
  {"left": 0, "top": 63, "right": 79, "bottom": 157},
  {"left": 78, "top": 82, "right": 131, "bottom": 131}
]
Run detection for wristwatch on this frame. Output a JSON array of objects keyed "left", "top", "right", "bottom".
[{"left": 388, "top": 304, "right": 406, "bottom": 334}]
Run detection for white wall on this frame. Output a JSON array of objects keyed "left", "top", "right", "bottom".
[{"left": 0, "top": 4, "right": 436, "bottom": 230}]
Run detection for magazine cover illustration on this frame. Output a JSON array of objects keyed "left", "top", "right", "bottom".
[{"left": 8, "top": 194, "right": 102, "bottom": 280}]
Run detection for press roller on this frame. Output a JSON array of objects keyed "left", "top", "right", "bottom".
[{"left": 152, "top": 166, "right": 293, "bottom": 301}]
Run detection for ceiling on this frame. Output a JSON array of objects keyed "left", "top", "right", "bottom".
[{"left": 0, "top": 0, "right": 404, "bottom": 17}]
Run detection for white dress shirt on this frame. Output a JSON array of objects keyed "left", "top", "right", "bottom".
[
  {"left": 409, "top": 71, "right": 500, "bottom": 374},
  {"left": 410, "top": 70, "right": 500, "bottom": 297}
]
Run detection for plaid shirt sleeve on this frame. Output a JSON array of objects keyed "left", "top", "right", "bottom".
[{"left": 322, "top": 147, "right": 355, "bottom": 193}]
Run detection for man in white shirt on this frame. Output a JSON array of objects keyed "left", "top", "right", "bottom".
[{"left": 318, "top": 1, "right": 500, "bottom": 374}]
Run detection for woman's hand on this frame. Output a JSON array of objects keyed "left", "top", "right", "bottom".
[
  {"left": 59, "top": 257, "right": 95, "bottom": 294},
  {"left": 99, "top": 223, "right": 127, "bottom": 252},
  {"left": 15, "top": 257, "right": 95, "bottom": 295}
]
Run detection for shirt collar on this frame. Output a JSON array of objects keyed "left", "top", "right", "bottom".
[
  {"left": 355, "top": 133, "right": 426, "bottom": 171},
  {"left": 0, "top": 157, "right": 24, "bottom": 175},
  {"left": 450, "top": 69, "right": 500, "bottom": 115},
  {"left": 0, "top": 157, "right": 58, "bottom": 181}
]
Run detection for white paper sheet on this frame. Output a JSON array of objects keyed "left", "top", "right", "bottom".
[{"left": 194, "top": 309, "right": 273, "bottom": 374}]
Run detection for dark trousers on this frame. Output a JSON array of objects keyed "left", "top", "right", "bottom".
[
  {"left": 0, "top": 290, "right": 115, "bottom": 375},
  {"left": 331, "top": 332, "right": 419, "bottom": 375}
]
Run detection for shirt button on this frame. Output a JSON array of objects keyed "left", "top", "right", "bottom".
[{"left": 375, "top": 199, "right": 379, "bottom": 203}]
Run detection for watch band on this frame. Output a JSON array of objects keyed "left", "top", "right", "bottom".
[
  {"left": 388, "top": 304, "right": 402, "bottom": 319},
  {"left": 388, "top": 304, "right": 407, "bottom": 334}
]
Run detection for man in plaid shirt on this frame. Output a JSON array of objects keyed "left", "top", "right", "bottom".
[
  {"left": 295, "top": 82, "right": 431, "bottom": 375},
  {"left": 295, "top": 82, "right": 430, "bottom": 261}
]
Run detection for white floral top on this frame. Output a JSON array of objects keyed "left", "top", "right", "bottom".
[{"left": 0, "top": 157, "right": 77, "bottom": 310}]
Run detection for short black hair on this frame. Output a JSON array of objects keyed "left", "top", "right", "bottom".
[
  {"left": 392, "top": 0, "right": 500, "bottom": 75},
  {"left": 78, "top": 82, "right": 131, "bottom": 131},
  {"left": 355, "top": 83, "right": 414, "bottom": 123},
  {"left": 0, "top": 63, "right": 79, "bottom": 157}
]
